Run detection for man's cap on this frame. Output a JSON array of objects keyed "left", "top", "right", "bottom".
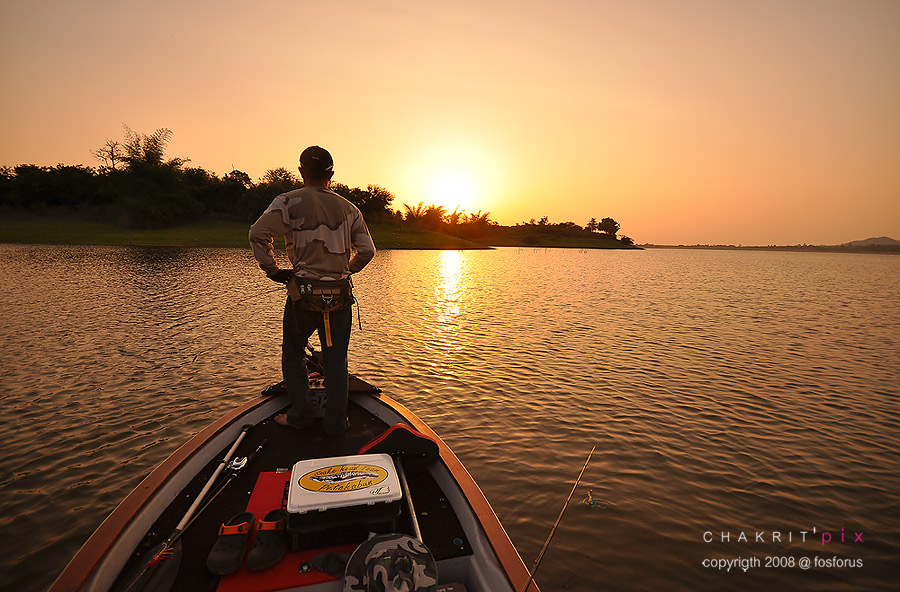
[{"left": 299, "top": 145, "right": 334, "bottom": 176}]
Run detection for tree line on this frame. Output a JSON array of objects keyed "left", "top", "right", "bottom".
[
  {"left": 392, "top": 203, "right": 630, "bottom": 244},
  {"left": 514, "top": 215, "right": 632, "bottom": 245},
  {"left": 1, "top": 126, "right": 633, "bottom": 244},
  {"left": 396, "top": 202, "right": 496, "bottom": 240},
  {"left": 0, "top": 126, "right": 396, "bottom": 228}
]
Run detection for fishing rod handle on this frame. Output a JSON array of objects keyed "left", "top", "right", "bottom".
[{"left": 175, "top": 427, "right": 251, "bottom": 532}]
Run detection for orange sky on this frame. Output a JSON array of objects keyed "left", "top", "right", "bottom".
[{"left": 2, "top": 0, "right": 898, "bottom": 245}]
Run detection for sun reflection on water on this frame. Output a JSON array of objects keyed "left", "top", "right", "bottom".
[
  {"left": 429, "top": 251, "right": 467, "bottom": 374},
  {"left": 436, "top": 250, "right": 463, "bottom": 310}
]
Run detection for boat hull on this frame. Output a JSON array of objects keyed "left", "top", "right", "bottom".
[{"left": 51, "top": 389, "right": 539, "bottom": 592}]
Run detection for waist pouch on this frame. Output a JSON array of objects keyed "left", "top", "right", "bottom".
[{"left": 287, "top": 277, "right": 353, "bottom": 313}]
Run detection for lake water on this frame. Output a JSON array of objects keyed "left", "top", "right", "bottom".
[{"left": 1, "top": 244, "right": 898, "bottom": 592}]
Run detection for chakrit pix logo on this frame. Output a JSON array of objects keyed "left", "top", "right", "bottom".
[
  {"left": 703, "top": 527, "right": 865, "bottom": 546},
  {"left": 298, "top": 463, "right": 389, "bottom": 493}
]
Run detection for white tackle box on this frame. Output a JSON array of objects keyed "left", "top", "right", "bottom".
[{"left": 285, "top": 453, "right": 403, "bottom": 550}]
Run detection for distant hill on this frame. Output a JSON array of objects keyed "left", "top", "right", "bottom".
[
  {"left": 641, "top": 236, "right": 900, "bottom": 253},
  {"left": 840, "top": 236, "right": 900, "bottom": 247}
]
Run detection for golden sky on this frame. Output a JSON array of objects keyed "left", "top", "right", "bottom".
[{"left": 2, "top": 0, "right": 898, "bottom": 245}]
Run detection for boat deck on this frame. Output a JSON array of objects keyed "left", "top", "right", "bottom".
[{"left": 113, "top": 379, "right": 473, "bottom": 592}]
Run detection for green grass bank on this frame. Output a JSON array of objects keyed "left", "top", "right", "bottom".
[
  {"left": 0, "top": 216, "right": 640, "bottom": 250},
  {"left": 0, "top": 217, "right": 489, "bottom": 250}
]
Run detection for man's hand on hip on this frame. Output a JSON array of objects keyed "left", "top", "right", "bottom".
[{"left": 267, "top": 269, "right": 294, "bottom": 284}]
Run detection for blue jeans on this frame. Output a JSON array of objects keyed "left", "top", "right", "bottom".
[{"left": 282, "top": 297, "right": 353, "bottom": 436}]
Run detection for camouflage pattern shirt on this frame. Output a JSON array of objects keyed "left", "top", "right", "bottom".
[{"left": 249, "top": 186, "right": 376, "bottom": 281}]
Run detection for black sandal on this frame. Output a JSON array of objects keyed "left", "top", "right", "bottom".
[
  {"left": 206, "top": 512, "right": 254, "bottom": 575},
  {"left": 246, "top": 509, "right": 288, "bottom": 571}
]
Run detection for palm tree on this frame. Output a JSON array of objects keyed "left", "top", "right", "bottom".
[
  {"left": 422, "top": 205, "right": 447, "bottom": 229},
  {"left": 446, "top": 207, "right": 465, "bottom": 227},
  {"left": 402, "top": 201, "right": 427, "bottom": 223},
  {"left": 467, "top": 210, "right": 493, "bottom": 226},
  {"left": 122, "top": 126, "right": 183, "bottom": 168}
]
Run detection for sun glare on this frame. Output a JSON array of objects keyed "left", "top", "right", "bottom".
[
  {"left": 427, "top": 170, "right": 477, "bottom": 213},
  {"left": 400, "top": 134, "right": 506, "bottom": 218}
]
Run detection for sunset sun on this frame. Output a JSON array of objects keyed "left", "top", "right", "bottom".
[{"left": 428, "top": 170, "right": 477, "bottom": 212}]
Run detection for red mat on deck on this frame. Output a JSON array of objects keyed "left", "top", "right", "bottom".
[{"left": 216, "top": 471, "right": 358, "bottom": 592}]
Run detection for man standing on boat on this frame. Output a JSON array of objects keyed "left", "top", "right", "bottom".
[{"left": 249, "top": 145, "right": 376, "bottom": 436}]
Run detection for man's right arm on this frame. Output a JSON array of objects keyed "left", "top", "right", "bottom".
[{"left": 249, "top": 209, "right": 290, "bottom": 276}]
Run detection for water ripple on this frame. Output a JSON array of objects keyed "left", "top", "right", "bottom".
[{"left": 1, "top": 246, "right": 898, "bottom": 591}]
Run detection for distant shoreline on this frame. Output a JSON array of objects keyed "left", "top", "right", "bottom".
[
  {"left": 0, "top": 216, "right": 640, "bottom": 251},
  {"left": 642, "top": 244, "right": 900, "bottom": 254}
]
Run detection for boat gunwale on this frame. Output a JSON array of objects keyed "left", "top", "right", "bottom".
[
  {"left": 49, "top": 394, "right": 273, "bottom": 592},
  {"left": 364, "top": 391, "right": 539, "bottom": 592},
  {"left": 50, "top": 391, "right": 539, "bottom": 592}
]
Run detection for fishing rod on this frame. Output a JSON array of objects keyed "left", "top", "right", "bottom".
[
  {"left": 120, "top": 427, "right": 262, "bottom": 592},
  {"left": 521, "top": 446, "right": 596, "bottom": 592},
  {"left": 179, "top": 438, "right": 267, "bottom": 535},
  {"left": 176, "top": 427, "right": 253, "bottom": 533}
]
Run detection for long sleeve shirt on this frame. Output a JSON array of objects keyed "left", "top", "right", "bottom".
[{"left": 249, "top": 186, "right": 376, "bottom": 281}]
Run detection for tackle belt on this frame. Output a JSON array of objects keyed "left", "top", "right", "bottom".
[{"left": 287, "top": 277, "right": 353, "bottom": 348}]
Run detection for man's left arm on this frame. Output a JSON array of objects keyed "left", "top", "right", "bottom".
[{"left": 348, "top": 213, "right": 376, "bottom": 274}]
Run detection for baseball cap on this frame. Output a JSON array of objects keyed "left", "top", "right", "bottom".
[{"left": 299, "top": 145, "right": 334, "bottom": 177}]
